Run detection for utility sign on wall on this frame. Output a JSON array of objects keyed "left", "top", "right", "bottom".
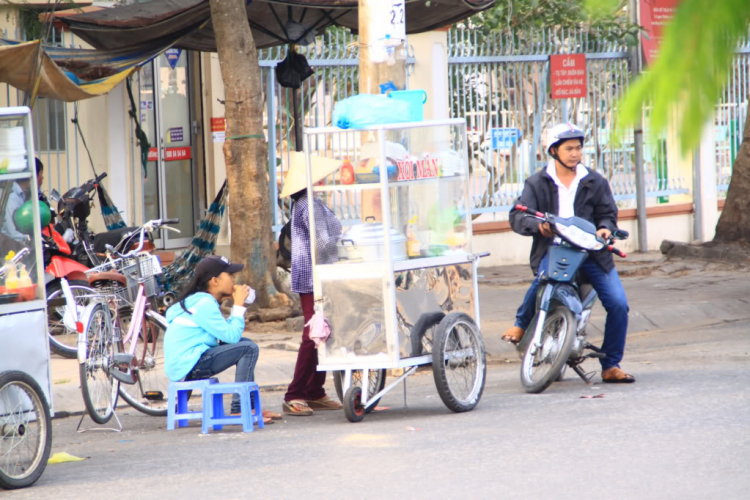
[{"left": 550, "top": 54, "right": 587, "bottom": 99}]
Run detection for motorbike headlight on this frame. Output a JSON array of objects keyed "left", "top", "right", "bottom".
[{"left": 555, "top": 223, "right": 604, "bottom": 251}]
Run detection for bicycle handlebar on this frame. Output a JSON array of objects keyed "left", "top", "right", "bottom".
[{"left": 107, "top": 219, "right": 180, "bottom": 258}]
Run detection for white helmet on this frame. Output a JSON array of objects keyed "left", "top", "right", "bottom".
[{"left": 546, "top": 123, "right": 585, "bottom": 156}]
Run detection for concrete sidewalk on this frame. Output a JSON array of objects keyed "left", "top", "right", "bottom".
[{"left": 49, "top": 252, "right": 750, "bottom": 416}]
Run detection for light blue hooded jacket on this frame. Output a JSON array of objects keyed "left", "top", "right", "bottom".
[{"left": 163, "top": 292, "right": 246, "bottom": 381}]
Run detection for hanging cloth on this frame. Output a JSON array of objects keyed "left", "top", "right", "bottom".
[
  {"left": 97, "top": 184, "right": 127, "bottom": 231},
  {"left": 126, "top": 76, "right": 151, "bottom": 178},
  {"left": 158, "top": 180, "right": 229, "bottom": 295}
]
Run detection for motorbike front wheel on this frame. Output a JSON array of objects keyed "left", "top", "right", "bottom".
[{"left": 520, "top": 305, "right": 576, "bottom": 394}]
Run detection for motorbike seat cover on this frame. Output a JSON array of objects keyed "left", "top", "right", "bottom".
[
  {"left": 93, "top": 227, "right": 139, "bottom": 253},
  {"left": 88, "top": 271, "right": 127, "bottom": 287}
]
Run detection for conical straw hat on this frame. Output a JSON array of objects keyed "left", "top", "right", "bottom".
[{"left": 280, "top": 151, "right": 342, "bottom": 198}]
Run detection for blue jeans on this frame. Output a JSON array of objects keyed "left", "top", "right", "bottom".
[
  {"left": 514, "top": 255, "right": 629, "bottom": 370},
  {"left": 186, "top": 337, "right": 259, "bottom": 412}
]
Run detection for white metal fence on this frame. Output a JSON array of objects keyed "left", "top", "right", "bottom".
[
  {"left": 4, "top": 25, "right": 749, "bottom": 226},
  {"left": 716, "top": 42, "right": 750, "bottom": 194},
  {"left": 448, "top": 28, "right": 685, "bottom": 214}
]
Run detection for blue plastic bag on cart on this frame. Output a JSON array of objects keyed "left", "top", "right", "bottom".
[{"left": 332, "top": 94, "right": 411, "bottom": 129}]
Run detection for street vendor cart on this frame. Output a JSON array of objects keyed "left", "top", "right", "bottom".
[
  {"left": 0, "top": 107, "right": 53, "bottom": 488},
  {"left": 304, "top": 118, "right": 487, "bottom": 422}
]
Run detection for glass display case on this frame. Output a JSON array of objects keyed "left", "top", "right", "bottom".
[
  {"left": 303, "top": 119, "right": 481, "bottom": 369},
  {"left": 0, "top": 106, "right": 53, "bottom": 409}
]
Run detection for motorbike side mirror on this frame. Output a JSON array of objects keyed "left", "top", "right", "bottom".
[
  {"left": 49, "top": 189, "right": 61, "bottom": 203},
  {"left": 613, "top": 229, "right": 629, "bottom": 241}
]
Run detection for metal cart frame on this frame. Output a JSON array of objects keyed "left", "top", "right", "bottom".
[
  {"left": 304, "top": 119, "right": 488, "bottom": 422},
  {"left": 0, "top": 106, "right": 54, "bottom": 489}
]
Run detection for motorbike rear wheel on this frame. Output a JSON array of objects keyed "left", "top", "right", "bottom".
[
  {"left": 520, "top": 305, "right": 576, "bottom": 394},
  {"left": 46, "top": 280, "right": 95, "bottom": 359}
]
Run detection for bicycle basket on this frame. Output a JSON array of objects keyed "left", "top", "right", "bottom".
[{"left": 119, "top": 254, "right": 163, "bottom": 302}]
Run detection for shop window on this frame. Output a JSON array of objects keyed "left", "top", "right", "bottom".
[{"left": 33, "top": 98, "right": 66, "bottom": 152}]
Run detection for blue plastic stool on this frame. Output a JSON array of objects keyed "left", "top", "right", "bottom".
[
  {"left": 166, "top": 378, "right": 218, "bottom": 430},
  {"left": 201, "top": 382, "right": 264, "bottom": 434}
]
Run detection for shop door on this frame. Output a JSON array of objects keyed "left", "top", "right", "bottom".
[{"left": 141, "top": 49, "right": 196, "bottom": 249}]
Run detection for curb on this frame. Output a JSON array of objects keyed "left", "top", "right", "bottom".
[{"left": 660, "top": 240, "right": 750, "bottom": 264}]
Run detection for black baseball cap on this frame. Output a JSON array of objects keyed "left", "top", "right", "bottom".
[{"left": 194, "top": 255, "right": 244, "bottom": 283}]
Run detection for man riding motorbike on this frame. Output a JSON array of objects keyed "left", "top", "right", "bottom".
[{"left": 502, "top": 123, "right": 635, "bottom": 384}]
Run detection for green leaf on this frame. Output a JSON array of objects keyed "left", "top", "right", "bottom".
[{"left": 616, "top": 0, "right": 750, "bottom": 153}]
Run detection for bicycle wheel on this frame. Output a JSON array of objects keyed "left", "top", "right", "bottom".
[
  {"left": 0, "top": 371, "right": 52, "bottom": 490},
  {"left": 520, "top": 305, "right": 576, "bottom": 394},
  {"left": 118, "top": 312, "right": 169, "bottom": 417},
  {"left": 333, "top": 369, "right": 386, "bottom": 413},
  {"left": 79, "top": 303, "right": 119, "bottom": 424},
  {"left": 432, "top": 312, "right": 486, "bottom": 413},
  {"left": 46, "top": 280, "right": 94, "bottom": 358}
]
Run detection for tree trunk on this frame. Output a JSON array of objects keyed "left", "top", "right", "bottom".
[
  {"left": 209, "top": 0, "right": 289, "bottom": 308},
  {"left": 714, "top": 104, "right": 750, "bottom": 245}
]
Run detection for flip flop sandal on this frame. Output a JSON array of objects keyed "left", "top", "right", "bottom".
[
  {"left": 602, "top": 367, "right": 636, "bottom": 383},
  {"left": 306, "top": 396, "right": 343, "bottom": 411},
  {"left": 231, "top": 409, "right": 276, "bottom": 424},
  {"left": 283, "top": 399, "right": 313, "bottom": 416},
  {"left": 263, "top": 410, "right": 283, "bottom": 420}
]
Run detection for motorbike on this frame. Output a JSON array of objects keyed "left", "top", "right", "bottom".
[
  {"left": 41, "top": 218, "right": 93, "bottom": 359},
  {"left": 513, "top": 204, "right": 628, "bottom": 394},
  {"left": 50, "top": 173, "right": 154, "bottom": 269}
]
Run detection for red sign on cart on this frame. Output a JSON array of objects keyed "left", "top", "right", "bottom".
[
  {"left": 147, "top": 147, "right": 192, "bottom": 162},
  {"left": 550, "top": 54, "right": 587, "bottom": 99}
]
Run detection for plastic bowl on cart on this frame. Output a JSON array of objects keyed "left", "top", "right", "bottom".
[{"left": 0, "top": 285, "right": 36, "bottom": 302}]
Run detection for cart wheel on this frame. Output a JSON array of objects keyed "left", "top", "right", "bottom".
[
  {"left": 333, "top": 370, "right": 386, "bottom": 413},
  {"left": 0, "top": 371, "right": 52, "bottom": 490},
  {"left": 343, "top": 386, "right": 366, "bottom": 423},
  {"left": 432, "top": 312, "right": 486, "bottom": 413},
  {"left": 409, "top": 311, "right": 445, "bottom": 356}
]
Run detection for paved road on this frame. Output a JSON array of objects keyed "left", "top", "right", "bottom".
[{"left": 12, "top": 313, "right": 750, "bottom": 499}]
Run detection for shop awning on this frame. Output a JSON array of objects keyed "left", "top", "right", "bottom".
[
  {"left": 0, "top": 37, "right": 172, "bottom": 102},
  {"left": 59, "top": 0, "right": 495, "bottom": 52}
]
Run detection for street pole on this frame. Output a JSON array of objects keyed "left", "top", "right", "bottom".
[
  {"left": 358, "top": 0, "right": 407, "bottom": 96},
  {"left": 630, "top": 0, "right": 648, "bottom": 252},
  {"left": 358, "top": 0, "right": 408, "bottom": 222}
]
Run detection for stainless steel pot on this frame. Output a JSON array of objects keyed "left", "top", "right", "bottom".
[{"left": 337, "top": 219, "right": 407, "bottom": 261}]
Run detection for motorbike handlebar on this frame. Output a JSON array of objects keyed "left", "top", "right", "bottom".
[
  {"left": 514, "top": 204, "right": 545, "bottom": 219},
  {"left": 608, "top": 245, "right": 627, "bottom": 258}
]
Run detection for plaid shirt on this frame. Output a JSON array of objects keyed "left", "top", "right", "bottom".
[{"left": 291, "top": 193, "right": 342, "bottom": 294}]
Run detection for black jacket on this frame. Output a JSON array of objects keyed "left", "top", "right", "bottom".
[{"left": 509, "top": 167, "right": 619, "bottom": 275}]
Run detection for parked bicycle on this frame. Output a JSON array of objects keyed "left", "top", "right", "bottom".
[{"left": 78, "top": 219, "right": 178, "bottom": 423}]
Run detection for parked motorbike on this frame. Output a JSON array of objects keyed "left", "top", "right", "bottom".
[
  {"left": 41, "top": 219, "right": 94, "bottom": 359},
  {"left": 50, "top": 173, "right": 154, "bottom": 268},
  {"left": 513, "top": 204, "right": 628, "bottom": 394}
]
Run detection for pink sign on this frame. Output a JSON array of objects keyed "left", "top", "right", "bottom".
[{"left": 640, "top": 0, "right": 680, "bottom": 66}]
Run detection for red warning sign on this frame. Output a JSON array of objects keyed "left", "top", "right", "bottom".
[{"left": 550, "top": 54, "right": 587, "bottom": 99}]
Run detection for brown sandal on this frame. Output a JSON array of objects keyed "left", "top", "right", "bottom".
[
  {"left": 306, "top": 396, "right": 343, "bottom": 411},
  {"left": 602, "top": 367, "right": 636, "bottom": 383},
  {"left": 501, "top": 326, "right": 524, "bottom": 344},
  {"left": 263, "top": 409, "right": 283, "bottom": 421},
  {"left": 282, "top": 399, "right": 313, "bottom": 416}
]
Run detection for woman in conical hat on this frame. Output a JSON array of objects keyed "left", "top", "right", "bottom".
[{"left": 280, "top": 152, "right": 345, "bottom": 416}]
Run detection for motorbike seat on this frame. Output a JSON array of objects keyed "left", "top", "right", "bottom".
[
  {"left": 93, "top": 227, "right": 139, "bottom": 254},
  {"left": 88, "top": 271, "right": 127, "bottom": 288}
]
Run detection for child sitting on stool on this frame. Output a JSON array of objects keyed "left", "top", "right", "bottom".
[{"left": 164, "top": 255, "right": 281, "bottom": 423}]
